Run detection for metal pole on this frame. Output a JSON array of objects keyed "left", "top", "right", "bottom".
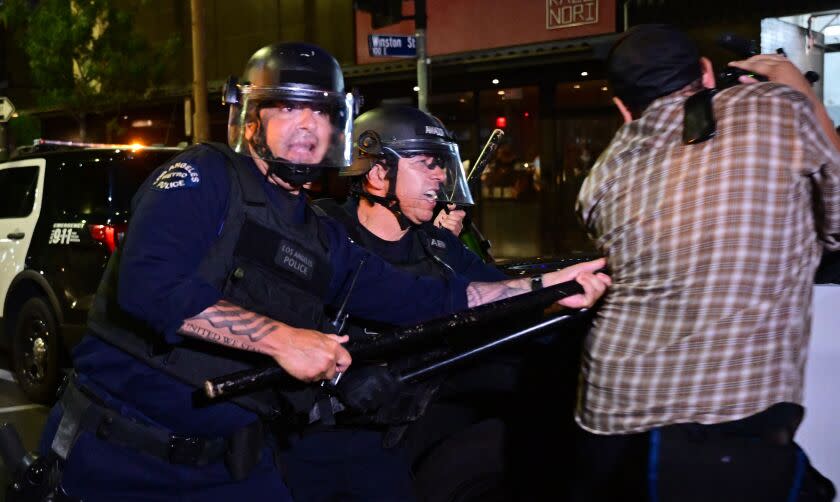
[
  {"left": 623, "top": 0, "right": 629, "bottom": 31},
  {"left": 0, "top": 124, "right": 7, "bottom": 161},
  {"left": 415, "top": 0, "right": 428, "bottom": 112},
  {"left": 191, "top": 0, "right": 210, "bottom": 143}
]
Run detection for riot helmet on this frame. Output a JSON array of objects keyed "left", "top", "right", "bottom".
[
  {"left": 224, "top": 42, "right": 353, "bottom": 185},
  {"left": 344, "top": 105, "right": 472, "bottom": 227}
]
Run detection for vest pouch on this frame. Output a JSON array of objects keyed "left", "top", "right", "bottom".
[
  {"left": 222, "top": 256, "right": 327, "bottom": 332},
  {"left": 222, "top": 217, "right": 332, "bottom": 333}
]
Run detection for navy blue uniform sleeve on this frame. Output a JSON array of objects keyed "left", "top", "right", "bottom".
[
  {"left": 117, "top": 147, "right": 229, "bottom": 342},
  {"left": 321, "top": 218, "right": 470, "bottom": 326},
  {"left": 439, "top": 229, "right": 507, "bottom": 282}
]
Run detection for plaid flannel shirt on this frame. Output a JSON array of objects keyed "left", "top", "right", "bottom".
[{"left": 576, "top": 82, "right": 840, "bottom": 434}]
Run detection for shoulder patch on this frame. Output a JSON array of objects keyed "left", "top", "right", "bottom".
[{"left": 151, "top": 162, "right": 201, "bottom": 191}]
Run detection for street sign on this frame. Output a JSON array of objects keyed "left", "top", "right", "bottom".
[
  {"left": 0, "top": 97, "right": 15, "bottom": 122},
  {"left": 368, "top": 35, "right": 417, "bottom": 57}
]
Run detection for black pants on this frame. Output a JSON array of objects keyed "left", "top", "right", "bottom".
[
  {"left": 568, "top": 404, "right": 836, "bottom": 502},
  {"left": 279, "top": 428, "right": 416, "bottom": 502}
]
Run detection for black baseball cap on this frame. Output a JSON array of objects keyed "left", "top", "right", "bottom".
[{"left": 607, "top": 24, "right": 701, "bottom": 109}]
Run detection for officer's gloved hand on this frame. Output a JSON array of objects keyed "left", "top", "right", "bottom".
[{"left": 334, "top": 365, "right": 400, "bottom": 414}]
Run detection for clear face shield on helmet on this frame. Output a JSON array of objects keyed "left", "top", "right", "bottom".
[
  {"left": 383, "top": 139, "right": 474, "bottom": 222},
  {"left": 227, "top": 85, "right": 354, "bottom": 183}
]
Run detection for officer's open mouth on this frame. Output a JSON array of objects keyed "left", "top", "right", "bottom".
[
  {"left": 422, "top": 189, "right": 438, "bottom": 202},
  {"left": 288, "top": 141, "right": 316, "bottom": 154}
]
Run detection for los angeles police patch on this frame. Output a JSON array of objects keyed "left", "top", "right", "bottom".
[
  {"left": 275, "top": 240, "right": 315, "bottom": 280},
  {"left": 151, "top": 162, "right": 200, "bottom": 191}
]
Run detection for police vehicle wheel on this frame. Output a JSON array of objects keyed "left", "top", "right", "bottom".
[{"left": 12, "top": 297, "right": 61, "bottom": 404}]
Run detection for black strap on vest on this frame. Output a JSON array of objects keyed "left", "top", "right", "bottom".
[
  {"left": 204, "top": 142, "right": 330, "bottom": 251},
  {"left": 313, "top": 198, "right": 452, "bottom": 279},
  {"left": 312, "top": 198, "right": 366, "bottom": 245},
  {"left": 201, "top": 142, "right": 266, "bottom": 206}
]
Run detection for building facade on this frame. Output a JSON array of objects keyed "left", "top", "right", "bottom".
[{"left": 2, "top": 0, "right": 838, "bottom": 257}]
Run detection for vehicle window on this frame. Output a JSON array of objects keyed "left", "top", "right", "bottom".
[
  {"left": 59, "top": 164, "right": 112, "bottom": 215},
  {"left": 0, "top": 165, "right": 38, "bottom": 218},
  {"left": 110, "top": 157, "right": 163, "bottom": 211},
  {"left": 54, "top": 152, "right": 169, "bottom": 215}
]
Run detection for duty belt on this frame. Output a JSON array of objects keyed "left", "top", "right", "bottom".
[{"left": 52, "top": 380, "right": 265, "bottom": 479}]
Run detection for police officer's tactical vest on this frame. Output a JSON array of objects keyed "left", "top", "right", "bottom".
[
  {"left": 88, "top": 143, "right": 333, "bottom": 419},
  {"left": 313, "top": 198, "right": 452, "bottom": 435},
  {"left": 313, "top": 198, "right": 453, "bottom": 280}
]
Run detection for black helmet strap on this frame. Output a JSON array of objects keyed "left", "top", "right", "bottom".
[
  {"left": 354, "top": 189, "right": 412, "bottom": 231},
  {"left": 249, "top": 118, "right": 277, "bottom": 162},
  {"left": 353, "top": 156, "right": 413, "bottom": 230}
]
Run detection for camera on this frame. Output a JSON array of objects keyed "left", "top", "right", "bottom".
[
  {"left": 716, "top": 34, "right": 767, "bottom": 89},
  {"left": 716, "top": 33, "right": 819, "bottom": 89}
]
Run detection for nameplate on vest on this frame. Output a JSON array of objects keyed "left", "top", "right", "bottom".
[{"left": 276, "top": 240, "right": 315, "bottom": 280}]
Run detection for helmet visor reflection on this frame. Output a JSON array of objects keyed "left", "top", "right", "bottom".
[
  {"left": 228, "top": 85, "right": 353, "bottom": 168},
  {"left": 387, "top": 140, "right": 474, "bottom": 206}
]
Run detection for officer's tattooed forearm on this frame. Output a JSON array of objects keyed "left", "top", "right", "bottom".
[
  {"left": 466, "top": 278, "right": 531, "bottom": 307},
  {"left": 179, "top": 300, "right": 280, "bottom": 353}
]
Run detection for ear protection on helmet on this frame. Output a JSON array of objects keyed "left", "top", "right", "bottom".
[{"left": 357, "top": 130, "right": 383, "bottom": 157}]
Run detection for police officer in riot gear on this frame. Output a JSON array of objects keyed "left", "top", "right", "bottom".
[
  {"left": 278, "top": 105, "right": 609, "bottom": 501},
  {"left": 34, "top": 44, "right": 608, "bottom": 501},
  {"left": 319, "top": 105, "right": 506, "bottom": 281},
  {"left": 343, "top": 106, "right": 473, "bottom": 231},
  {"left": 227, "top": 42, "right": 354, "bottom": 186}
]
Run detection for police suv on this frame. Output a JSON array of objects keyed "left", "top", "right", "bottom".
[{"left": 0, "top": 141, "right": 180, "bottom": 403}]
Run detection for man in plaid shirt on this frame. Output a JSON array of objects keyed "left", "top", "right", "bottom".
[{"left": 574, "top": 24, "right": 840, "bottom": 501}]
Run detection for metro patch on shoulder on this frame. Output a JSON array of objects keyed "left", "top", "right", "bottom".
[{"left": 151, "top": 162, "right": 201, "bottom": 191}]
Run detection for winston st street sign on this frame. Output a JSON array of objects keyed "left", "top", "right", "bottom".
[{"left": 368, "top": 34, "right": 417, "bottom": 57}]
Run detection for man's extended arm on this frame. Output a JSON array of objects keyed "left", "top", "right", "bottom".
[
  {"left": 730, "top": 55, "right": 840, "bottom": 152},
  {"left": 324, "top": 216, "right": 610, "bottom": 326},
  {"left": 179, "top": 300, "right": 351, "bottom": 382},
  {"left": 730, "top": 55, "right": 840, "bottom": 250},
  {"left": 466, "top": 258, "right": 610, "bottom": 309},
  {"left": 178, "top": 258, "right": 607, "bottom": 382}
]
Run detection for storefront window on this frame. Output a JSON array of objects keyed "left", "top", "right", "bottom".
[
  {"left": 473, "top": 86, "right": 542, "bottom": 258},
  {"left": 478, "top": 86, "right": 541, "bottom": 202},
  {"left": 425, "top": 79, "right": 621, "bottom": 259},
  {"left": 428, "top": 91, "right": 478, "bottom": 161},
  {"left": 547, "top": 79, "right": 620, "bottom": 255}
]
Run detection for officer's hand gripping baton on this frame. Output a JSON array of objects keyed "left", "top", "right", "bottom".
[
  {"left": 204, "top": 277, "right": 587, "bottom": 398},
  {"left": 204, "top": 256, "right": 366, "bottom": 399}
]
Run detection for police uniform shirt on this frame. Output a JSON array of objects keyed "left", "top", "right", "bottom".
[{"left": 74, "top": 146, "right": 472, "bottom": 437}]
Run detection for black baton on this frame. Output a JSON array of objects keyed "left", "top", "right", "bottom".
[{"left": 203, "top": 278, "right": 587, "bottom": 398}]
